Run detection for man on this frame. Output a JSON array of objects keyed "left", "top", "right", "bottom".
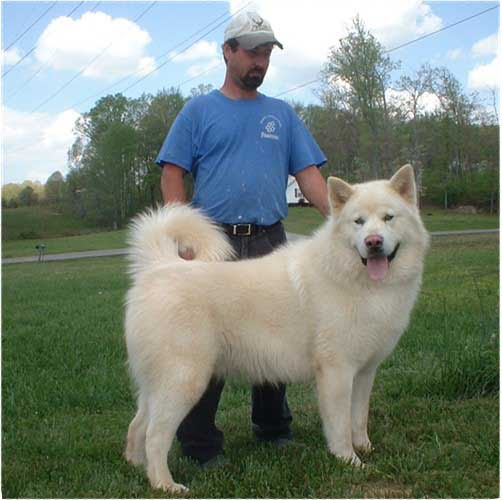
[{"left": 156, "top": 11, "right": 329, "bottom": 467}]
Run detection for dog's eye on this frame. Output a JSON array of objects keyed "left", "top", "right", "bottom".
[
  {"left": 384, "top": 214, "right": 394, "bottom": 222},
  {"left": 354, "top": 217, "right": 365, "bottom": 225}
]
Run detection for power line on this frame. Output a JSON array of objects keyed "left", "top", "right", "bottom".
[
  {"left": 178, "top": 61, "right": 224, "bottom": 89},
  {"left": 2, "top": 1, "right": 85, "bottom": 79},
  {"left": 3, "top": 1, "right": 57, "bottom": 52},
  {"left": 29, "top": 2, "right": 158, "bottom": 113},
  {"left": 71, "top": 1, "right": 253, "bottom": 108},
  {"left": 5, "top": 3, "right": 254, "bottom": 158},
  {"left": 6, "top": 1, "right": 98, "bottom": 97},
  {"left": 274, "top": 4, "right": 500, "bottom": 99},
  {"left": 120, "top": 2, "right": 253, "bottom": 95},
  {"left": 386, "top": 4, "right": 499, "bottom": 54}
]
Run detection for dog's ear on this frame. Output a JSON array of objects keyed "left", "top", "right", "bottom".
[
  {"left": 327, "top": 177, "right": 354, "bottom": 213},
  {"left": 390, "top": 164, "right": 417, "bottom": 206}
]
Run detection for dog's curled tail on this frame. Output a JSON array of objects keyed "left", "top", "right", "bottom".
[{"left": 128, "top": 204, "right": 234, "bottom": 273}]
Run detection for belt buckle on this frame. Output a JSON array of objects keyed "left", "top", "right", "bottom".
[{"left": 233, "top": 224, "right": 252, "bottom": 236}]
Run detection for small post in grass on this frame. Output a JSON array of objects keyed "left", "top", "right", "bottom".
[{"left": 35, "top": 244, "right": 46, "bottom": 262}]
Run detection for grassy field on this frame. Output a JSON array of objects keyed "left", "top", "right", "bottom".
[
  {"left": 2, "top": 206, "right": 100, "bottom": 241},
  {"left": 2, "top": 233, "right": 498, "bottom": 498},
  {"left": 1, "top": 205, "right": 499, "bottom": 258}
]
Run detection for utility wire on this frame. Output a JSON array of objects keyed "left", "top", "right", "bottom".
[
  {"left": 274, "top": 3, "right": 500, "bottom": 98},
  {"left": 178, "top": 61, "right": 223, "bottom": 89},
  {"left": 3, "top": 1, "right": 85, "bottom": 79},
  {"left": 6, "top": 3, "right": 254, "bottom": 158},
  {"left": 70, "top": 1, "right": 253, "bottom": 109},
  {"left": 9, "top": 3, "right": 496, "bottom": 157},
  {"left": 29, "top": 2, "right": 158, "bottom": 113},
  {"left": 120, "top": 2, "right": 252, "bottom": 95},
  {"left": 7, "top": 1, "right": 98, "bottom": 97},
  {"left": 3, "top": 1, "right": 57, "bottom": 52}
]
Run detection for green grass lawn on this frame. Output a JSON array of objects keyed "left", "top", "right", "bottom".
[
  {"left": 2, "top": 233, "right": 498, "bottom": 498},
  {"left": 2, "top": 205, "right": 499, "bottom": 258}
]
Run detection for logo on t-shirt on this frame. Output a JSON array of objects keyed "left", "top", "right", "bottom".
[{"left": 260, "top": 115, "right": 282, "bottom": 141}]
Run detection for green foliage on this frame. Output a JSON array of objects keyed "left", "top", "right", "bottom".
[
  {"left": 17, "top": 185, "right": 39, "bottom": 206},
  {"left": 44, "top": 171, "right": 65, "bottom": 208},
  {"left": 423, "top": 165, "right": 499, "bottom": 210},
  {"left": 320, "top": 16, "right": 400, "bottom": 178},
  {"left": 65, "top": 90, "right": 187, "bottom": 229},
  {"left": 1, "top": 180, "right": 44, "bottom": 204}
]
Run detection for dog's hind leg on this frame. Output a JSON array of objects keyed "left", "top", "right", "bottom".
[
  {"left": 125, "top": 391, "right": 148, "bottom": 466},
  {"left": 145, "top": 372, "right": 212, "bottom": 493}
]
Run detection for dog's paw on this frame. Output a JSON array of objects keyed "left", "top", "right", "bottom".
[
  {"left": 334, "top": 451, "right": 364, "bottom": 468},
  {"left": 353, "top": 437, "right": 373, "bottom": 454},
  {"left": 347, "top": 452, "right": 364, "bottom": 468},
  {"left": 154, "top": 480, "right": 189, "bottom": 494}
]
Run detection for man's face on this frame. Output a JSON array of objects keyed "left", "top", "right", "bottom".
[{"left": 225, "top": 43, "right": 274, "bottom": 90}]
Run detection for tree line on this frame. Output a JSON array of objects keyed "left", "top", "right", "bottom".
[{"left": 3, "top": 18, "right": 498, "bottom": 228}]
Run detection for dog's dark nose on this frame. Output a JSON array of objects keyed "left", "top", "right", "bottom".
[{"left": 365, "top": 235, "right": 383, "bottom": 249}]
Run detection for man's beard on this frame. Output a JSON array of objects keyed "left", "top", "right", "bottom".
[{"left": 241, "top": 69, "right": 265, "bottom": 90}]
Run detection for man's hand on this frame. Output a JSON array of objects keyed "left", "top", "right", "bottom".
[{"left": 178, "top": 245, "right": 195, "bottom": 260}]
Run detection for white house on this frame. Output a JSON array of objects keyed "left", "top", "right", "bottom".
[{"left": 286, "top": 176, "right": 310, "bottom": 205}]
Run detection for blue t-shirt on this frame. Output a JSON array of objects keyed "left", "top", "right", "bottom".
[{"left": 156, "top": 89, "right": 326, "bottom": 225}]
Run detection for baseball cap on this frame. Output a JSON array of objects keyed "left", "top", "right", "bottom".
[{"left": 224, "top": 11, "right": 283, "bottom": 50}]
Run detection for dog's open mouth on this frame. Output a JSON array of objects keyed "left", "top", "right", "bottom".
[{"left": 361, "top": 244, "right": 400, "bottom": 281}]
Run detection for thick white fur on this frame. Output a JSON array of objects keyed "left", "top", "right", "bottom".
[{"left": 124, "top": 165, "right": 429, "bottom": 492}]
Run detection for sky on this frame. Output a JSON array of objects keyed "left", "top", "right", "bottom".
[{"left": 1, "top": 0, "right": 500, "bottom": 186}]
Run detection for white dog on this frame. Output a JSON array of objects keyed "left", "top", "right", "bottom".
[{"left": 124, "top": 165, "right": 429, "bottom": 492}]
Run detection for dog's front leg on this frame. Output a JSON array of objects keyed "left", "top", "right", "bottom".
[
  {"left": 351, "top": 365, "right": 377, "bottom": 453},
  {"left": 315, "top": 363, "right": 361, "bottom": 466}
]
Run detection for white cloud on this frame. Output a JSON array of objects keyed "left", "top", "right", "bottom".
[
  {"left": 229, "top": 0, "right": 442, "bottom": 96},
  {"left": 2, "top": 107, "right": 81, "bottom": 184},
  {"left": 468, "top": 55, "right": 500, "bottom": 90},
  {"left": 471, "top": 33, "right": 498, "bottom": 58},
  {"left": 34, "top": 11, "right": 155, "bottom": 81},
  {"left": 1, "top": 47, "right": 23, "bottom": 66},
  {"left": 171, "top": 40, "right": 219, "bottom": 62}
]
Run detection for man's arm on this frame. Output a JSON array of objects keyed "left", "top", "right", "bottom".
[
  {"left": 161, "top": 163, "right": 187, "bottom": 204},
  {"left": 161, "top": 163, "right": 194, "bottom": 259},
  {"left": 295, "top": 165, "right": 330, "bottom": 217}
]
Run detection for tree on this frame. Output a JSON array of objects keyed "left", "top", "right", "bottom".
[
  {"left": 320, "top": 16, "right": 400, "bottom": 178},
  {"left": 45, "top": 171, "right": 65, "bottom": 208},
  {"left": 71, "top": 94, "right": 141, "bottom": 228},
  {"left": 429, "top": 67, "right": 477, "bottom": 175},
  {"left": 396, "top": 63, "right": 434, "bottom": 198},
  {"left": 136, "top": 89, "right": 187, "bottom": 206},
  {"left": 18, "top": 185, "right": 39, "bottom": 206}
]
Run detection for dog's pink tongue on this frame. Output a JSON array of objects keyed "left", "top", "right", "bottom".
[{"left": 367, "top": 256, "right": 388, "bottom": 281}]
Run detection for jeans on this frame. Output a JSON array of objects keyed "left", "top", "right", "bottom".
[{"left": 176, "top": 222, "right": 293, "bottom": 462}]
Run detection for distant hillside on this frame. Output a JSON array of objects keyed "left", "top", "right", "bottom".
[
  {"left": 2, "top": 206, "right": 99, "bottom": 241},
  {"left": 2, "top": 180, "right": 44, "bottom": 201}
]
